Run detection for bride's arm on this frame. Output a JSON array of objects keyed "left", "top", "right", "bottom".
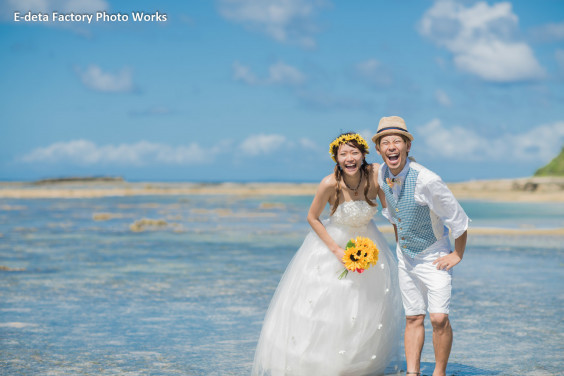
[
  {"left": 374, "top": 165, "right": 398, "bottom": 243},
  {"left": 306, "top": 175, "right": 345, "bottom": 262}
]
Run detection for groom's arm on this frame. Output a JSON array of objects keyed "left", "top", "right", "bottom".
[{"left": 434, "top": 230, "right": 467, "bottom": 271}]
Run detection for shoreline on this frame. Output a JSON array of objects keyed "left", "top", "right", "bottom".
[{"left": 0, "top": 176, "right": 563, "bottom": 202}]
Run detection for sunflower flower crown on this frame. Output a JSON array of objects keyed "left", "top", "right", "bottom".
[{"left": 329, "top": 133, "right": 370, "bottom": 162}]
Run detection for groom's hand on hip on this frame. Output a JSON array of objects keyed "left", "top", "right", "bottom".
[{"left": 433, "top": 252, "right": 461, "bottom": 271}]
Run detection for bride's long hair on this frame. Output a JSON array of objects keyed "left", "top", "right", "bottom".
[{"left": 330, "top": 133, "right": 376, "bottom": 215}]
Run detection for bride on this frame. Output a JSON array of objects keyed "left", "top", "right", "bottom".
[{"left": 252, "top": 133, "right": 402, "bottom": 376}]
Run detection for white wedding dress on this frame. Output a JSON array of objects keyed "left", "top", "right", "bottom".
[{"left": 252, "top": 200, "right": 402, "bottom": 376}]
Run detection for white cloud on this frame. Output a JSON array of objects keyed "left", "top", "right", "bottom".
[
  {"left": 268, "top": 61, "right": 306, "bottom": 85},
  {"left": 233, "top": 61, "right": 305, "bottom": 86},
  {"left": 435, "top": 89, "right": 452, "bottom": 107},
  {"left": 298, "top": 138, "right": 319, "bottom": 150},
  {"left": 233, "top": 61, "right": 259, "bottom": 85},
  {"left": 417, "top": 118, "right": 564, "bottom": 162},
  {"left": 419, "top": 0, "right": 545, "bottom": 82},
  {"left": 2, "top": 0, "right": 109, "bottom": 22},
  {"left": 357, "top": 129, "right": 374, "bottom": 147},
  {"left": 530, "top": 22, "right": 564, "bottom": 43},
  {"left": 76, "top": 65, "right": 135, "bottom": 93},
  {"left": 239, "top": 134, "right": 287, "bottom": 155},
  {"left": 354, "top": 59, "right": 393, "bottom": 87},
  {"left": 556, "top": 49, "right": 564, "bottom": 71},
  {"left": 217, "top": 0, "right": 328, "bottom": 47},
  {"left": 20, "top": 140, "right": 222, "bottom": 165}
]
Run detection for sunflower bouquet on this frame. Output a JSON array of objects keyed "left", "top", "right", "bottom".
[{"left": 338, "top": 236, "right": 379, "bottom": 279}]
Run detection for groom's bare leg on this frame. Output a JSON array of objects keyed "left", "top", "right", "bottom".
[
  {"left": 430, "top": 313, "right": 452, "bottom": 376},
  {"left": 405, "top": 315, "right": 425, "bottom": 373}
]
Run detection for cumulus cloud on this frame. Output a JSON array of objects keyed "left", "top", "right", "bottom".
[
  {"left": 530, "top": 22, "right": 564, "bottom": 43},
  {"left": 217, "top": 0, "right": 328, "bottom": 47},
  {"left": 298, "top": 137, "right": 319, "bottom": 150},
  {"left": 20, "top": 135, "right": 323, "bottom": 167},
  {"left": 419, "top": 0, "right": 545, "bottom": 82},
  {"left": 239, "top": 134, "right": 287, "bottom": 155},
  {"left": 556, "top": 49, "right": 564, "bottom": 71},
  {"left": 417, "top": 118, "right": 564, "bottom": 162},
  {"left": 435, "top": 89, "right": 452, "bottom": 106},
  {"left": 353, "top": 59, "right": 393, "bottom": 87},
  {"left": 76, "top": 65, "right": 135, "bottom": 93},
  {"left": 233, "top": 61, "right": 260, "bottom": 85},
  {"left": 233, "top": 61, "right": 305, "bottom": 86},
  {"left": 268, "top": 61, "right": 306, "bottom": 85},
  {"left": 20, "top": 140, "right": 222, "bottom": 165}
]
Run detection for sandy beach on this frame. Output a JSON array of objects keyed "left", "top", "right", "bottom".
[{"left": 0, "top": 176, "right": 563, "bottom": 202}]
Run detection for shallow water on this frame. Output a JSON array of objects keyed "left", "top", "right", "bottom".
[{"left": 0, "top": 196, "right": 562, "bottom": 375}]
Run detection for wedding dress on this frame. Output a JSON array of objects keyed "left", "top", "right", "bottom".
[{"left": 252, "top": 200, "right": 402, "bottom": 376}]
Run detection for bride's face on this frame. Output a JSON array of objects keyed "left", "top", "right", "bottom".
[{"left": 337, "top": 143, "right": 364, "bottom": 176}]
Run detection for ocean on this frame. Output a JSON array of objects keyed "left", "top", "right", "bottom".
[{"left": 1, "top": 194, "right": 563, "bottom": 375}]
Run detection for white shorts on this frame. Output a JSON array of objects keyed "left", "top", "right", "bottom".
[{"left": 397, "top": 247, "right": 452, "bottom": 316}]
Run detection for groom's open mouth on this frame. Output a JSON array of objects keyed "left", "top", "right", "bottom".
[{"left": 387, "top": 153, "right": 399, "bottom": 163}]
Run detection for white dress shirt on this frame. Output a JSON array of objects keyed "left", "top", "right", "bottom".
[{"left": 378, "top": 159, "right": 469, "bottom": 254}]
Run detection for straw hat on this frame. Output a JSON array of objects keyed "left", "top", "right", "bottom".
[{"left": 371, "top": 116, "right": 414, "bottom": 144}]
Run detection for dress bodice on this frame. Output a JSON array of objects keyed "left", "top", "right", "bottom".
[{"left": 329, "top": 200, "right": 378, "bottom": 227}]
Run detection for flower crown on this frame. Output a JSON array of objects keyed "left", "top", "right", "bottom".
[{"left": 329, "top": 133, "right": 370, "bottom": 162}]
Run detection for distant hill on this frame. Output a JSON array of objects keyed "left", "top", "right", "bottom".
[{"left": 535, "top": 147, "right": 564, "bottom": 177}]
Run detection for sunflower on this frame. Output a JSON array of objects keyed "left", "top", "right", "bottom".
[
  {"left": 339, "top": 237, "right": 379, "bottom": 279},
  {"left": 353, "top": 236, "right": 379, "bottom": 265},
  {"left": 343, "top": 245, "right": 369, "bottom": 272}
]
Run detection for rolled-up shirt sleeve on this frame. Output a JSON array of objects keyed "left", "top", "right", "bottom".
[{"left": 417, "top": 174, "right": 469, "bottom": 239}]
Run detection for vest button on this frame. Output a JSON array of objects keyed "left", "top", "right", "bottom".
[
  {"left": 401, "top": 237, "right": 405, "bottom": 240},
  {"left": 398, "top": 218, "right": 401, "bottom": 222},
  {"left": 395, "top": 208, "right": 399, "bottom": 212}
]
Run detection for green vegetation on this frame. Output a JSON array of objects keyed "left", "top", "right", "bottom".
[{"left": 534, "top": 147, "right": 564, "bottom": 176}]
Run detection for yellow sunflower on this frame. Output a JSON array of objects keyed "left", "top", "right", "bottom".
[
  {"left": 353, "top": 236, "right": 379, "bottom": 265},
  {"left": 339, "top": 237, "right": 379, "bottom": 279},
  {"left": 343, "top": 246, "right": 369, "bottom": 272}
]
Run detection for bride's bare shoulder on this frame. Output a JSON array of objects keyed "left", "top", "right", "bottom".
[{"left": 318, "top": 173, "right": 337, "bottom": 191}]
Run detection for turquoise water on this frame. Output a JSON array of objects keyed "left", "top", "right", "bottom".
[{"left": 0, "top": 196, "right": 563, "bottom": 375}]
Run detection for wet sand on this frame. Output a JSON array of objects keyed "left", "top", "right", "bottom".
[{"left": 0, "top": 177, "right": 563, "bottom": 202}]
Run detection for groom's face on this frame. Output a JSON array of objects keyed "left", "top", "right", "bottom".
[{"left": 377, "top": 134, "right": 411, "bottom": 175}]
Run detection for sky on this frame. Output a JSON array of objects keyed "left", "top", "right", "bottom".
[{"left": 1, "top": 0, "right": 563, "bottom": 183}]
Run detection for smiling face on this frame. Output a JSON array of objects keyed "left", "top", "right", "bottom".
[
  {"left": 337, "top": 143, "right": 364, "bottom": 177},
  {"left": 377, "top": 134, "right": 411, "bottom": 175}
]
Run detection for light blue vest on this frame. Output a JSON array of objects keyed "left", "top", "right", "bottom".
[{"left": 382, "top": 165, "right": 437, "bottom": 258}]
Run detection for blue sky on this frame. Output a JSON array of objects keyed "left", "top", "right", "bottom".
[{"left": 1, "top": 0, "right": 563, "bottom": 182}]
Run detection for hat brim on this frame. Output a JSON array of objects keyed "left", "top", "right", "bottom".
[{"left": 372, "top": 129, "right": 414, "bottom": 144}]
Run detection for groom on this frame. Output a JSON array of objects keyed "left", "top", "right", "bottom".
[{"left": 372, "top": 116, "right": 469, "bottom": 376}]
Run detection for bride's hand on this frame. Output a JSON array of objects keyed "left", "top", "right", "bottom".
[{"left": 332, "top": 247, "right": 346, "bottom": 264}]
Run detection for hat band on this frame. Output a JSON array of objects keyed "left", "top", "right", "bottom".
[{"left": 377, "top": 126, "right": 407, "bottom": 134}]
